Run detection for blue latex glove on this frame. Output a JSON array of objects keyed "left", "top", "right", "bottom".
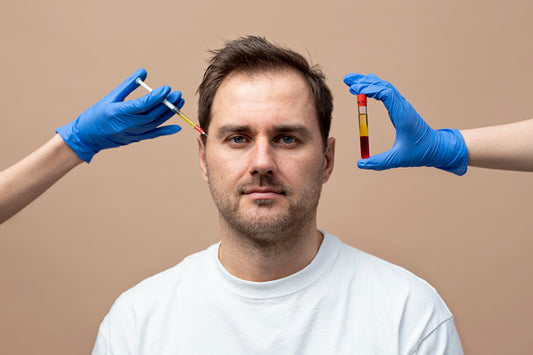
[
  {"left": 343, "top": 73, "right": 468, "bottom": 175},
  {"left": 56, "top": 68, "right": 184, "bottom": 163}
]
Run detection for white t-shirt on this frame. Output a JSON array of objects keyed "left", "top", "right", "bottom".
[{"left": 92, "top": 232, "right": 463, "bottom": 354}]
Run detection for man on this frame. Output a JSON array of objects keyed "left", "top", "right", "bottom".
[
  {"left": 92, "top": 36, "right": 463, "bottom": 354},
  {"left": 2, "top": 45, "right": 531, "bottom": 226}
]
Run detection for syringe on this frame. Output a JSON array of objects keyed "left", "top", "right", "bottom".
[
  {"left": 357, "top": 94, "right": 369, "bottom": 159},
  {"left": 135, "top": 78, "right": 208, "bottom": 137}
]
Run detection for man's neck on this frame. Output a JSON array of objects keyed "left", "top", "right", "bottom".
[{"left": 218, "top": 222, "right": 324, "bottom": 282}]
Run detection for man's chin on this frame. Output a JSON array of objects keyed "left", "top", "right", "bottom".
[
  {"left": 254, "top": 199, "right": 274, "bottom": 207},
  {"left": 239, "top": 197, "right": 286, "bottom": 212},
  {"left": 232, "top": 211, "right": 292, "bottom": 235}
]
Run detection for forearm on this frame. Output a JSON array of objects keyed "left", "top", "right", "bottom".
[
  {"left": 0, "top": 134, "right": 83, "bottom": 224},
  {"left": 461, "top": 118, "right": 533, "bottom": 171}
]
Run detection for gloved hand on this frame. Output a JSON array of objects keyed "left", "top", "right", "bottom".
[
  {"left": 56, "top": 68, "right": 184, "bottom": 163},
  {"left": 343, "top": 73, "right": 468, "bottom": 175}
]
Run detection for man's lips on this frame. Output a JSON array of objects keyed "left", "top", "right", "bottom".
[{"left": 242, "top": 187, "right": 285, "bottom": 198}]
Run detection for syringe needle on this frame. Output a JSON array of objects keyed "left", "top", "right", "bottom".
[{"left": 135, "top": 78, "right": 208, "bottom": 138}]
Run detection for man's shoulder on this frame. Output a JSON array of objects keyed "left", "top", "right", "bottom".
[
  {"left": 331, "top": 234, "right": 449, "bottom": 309},
  {"left": 115, "top": 243, "right": 218, "bottom": 306},
  {"left": 329, "top": 234, "right": 454, "bottom": 338},
  {"left": 94, "top": 243, "right": 220, "bottom": 352}
]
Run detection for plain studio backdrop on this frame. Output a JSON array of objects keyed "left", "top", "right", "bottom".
[{"left": 1, "top": 1, "right": 532, "bottom": 354}]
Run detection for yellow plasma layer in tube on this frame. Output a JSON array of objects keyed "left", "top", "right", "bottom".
[{"left": 358, "top": 113, "right": 368, "bottom": 136}]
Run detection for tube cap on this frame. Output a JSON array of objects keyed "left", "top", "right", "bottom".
[{"left": 357, "top": 94, "right": 367, "bottom": 106}]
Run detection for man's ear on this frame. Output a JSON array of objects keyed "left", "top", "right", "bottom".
[
  {"left": 197, "top": 136, "right": 208, "bottom": 183},
  {"left": 322, "top": 137, "right": 335, "bottom": 184}
]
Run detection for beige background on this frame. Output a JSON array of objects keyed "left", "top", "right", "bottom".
[{"left": 1, "top": 0, "right": 532, "bottom": 353}]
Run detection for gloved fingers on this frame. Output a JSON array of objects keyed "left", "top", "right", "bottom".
[
  {"left": 123, "top": 90, "right": 185, "bottom": 129},
  {"left": 104, "top": 68, "right": 148, "bottom": 103},
  {"left": 175, "top": 97, "right": 185, "bottom": 110},
  {"left": 346, "top": 73, "right": 410, "bottom": 93},
  {"left": 143, "top": 91, "right": 184, "bottom": 119},
  {"left": 344, "top": 73, "right": 402, "bottom": 101},
  {"left": 357, "top": 149, "right": 400, "bottom": 171},
  {"left": 103, "top": 103, "right": 174, "bottom": 129},
  {"left": 134, "top": 125, "right": 182, "bottom": 141},
  {"left": 127, "top": 91, "right": 185, "bottom": 128},
  {"left": 136, "top": 107, "right": 180, "bottom": 130},
  {"left": 164, "top": 90, "right": 184, "bottom": 107},
  {"left": 347, "top": 82, "right": 398, "bottom": 104},
  {"left": 119, "top": 85, "right": 172, "bottom": 115},
  {"left": 344, "top": 74, "right": 420, "bottom": 132},
  {"left": 343, "top": 73, "right": 383, "bottom": 86}
]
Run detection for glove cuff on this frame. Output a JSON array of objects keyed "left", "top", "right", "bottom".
[
  {"left": 56, "top": 119, "right": 99, "bottom": 163},
  {"left": 434, "top": 129, "right": 468, "bottom": 176}
]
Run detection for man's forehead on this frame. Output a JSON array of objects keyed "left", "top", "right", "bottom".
[
  {"left": 213, "top": 70, "right": 311, "bottom": 103},
  {"left": 210, "top": 70, "right": 315, "bottom": 124}
]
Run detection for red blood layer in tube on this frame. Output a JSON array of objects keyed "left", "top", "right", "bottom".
[{"left": 360, "top": 136, "right": 369, "bottom": 159}]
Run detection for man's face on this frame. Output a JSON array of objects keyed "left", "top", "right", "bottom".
[{"left": 198, "top": 70, "right": 335, "bottom": 242}]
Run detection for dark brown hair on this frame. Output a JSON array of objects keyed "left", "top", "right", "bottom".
[{"left": 197, "top": 36, "right": 333, "bottom": 147}]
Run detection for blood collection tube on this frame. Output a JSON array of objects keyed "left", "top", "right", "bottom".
[{"left": 357, "top": 94, "right": 369, "bottom": 159}]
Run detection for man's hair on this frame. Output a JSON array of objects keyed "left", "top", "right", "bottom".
[{"left": 197, "top": 36, "right": 333, "bottom": 147}]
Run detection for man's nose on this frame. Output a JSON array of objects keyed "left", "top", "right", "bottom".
[{"left": 249, "top": 139, "right": 277, "bottom": 175}]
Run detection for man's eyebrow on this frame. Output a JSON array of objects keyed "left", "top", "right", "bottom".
[
  {"left": 274, "top": 124, "right": 313, "bottom": 140},
  {"left": 215, "top": 123, "right": 313, "bottom": 138},
  {"left": 275, "top": 124, "right": 312, "bottom": 136},
  {"left": 215, "top": 125, "right": 252, "bottom": 137}
]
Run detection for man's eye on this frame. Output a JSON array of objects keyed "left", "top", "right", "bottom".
[
  {"left": 231, "top": 136, "right": 246, "bottom": 144},
  {"left": 280, "top": 136, "right": 295, "bottom": 144}
]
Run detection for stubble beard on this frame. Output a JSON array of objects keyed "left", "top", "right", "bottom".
[{"left": 207, "top": 170, "right": 323, "bottom": 256}]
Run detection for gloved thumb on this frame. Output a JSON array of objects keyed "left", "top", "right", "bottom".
[{"left": 357, "top": 150, "right": 399, "bottom": 171}]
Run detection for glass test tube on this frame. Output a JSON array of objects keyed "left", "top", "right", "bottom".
[{"left": 357, "top": 94, "right": 369, "bottom": 159}]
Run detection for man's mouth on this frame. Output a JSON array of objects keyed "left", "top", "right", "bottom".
[{"left": 241, "top": 187, "right": 285, "bottom": 199}]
